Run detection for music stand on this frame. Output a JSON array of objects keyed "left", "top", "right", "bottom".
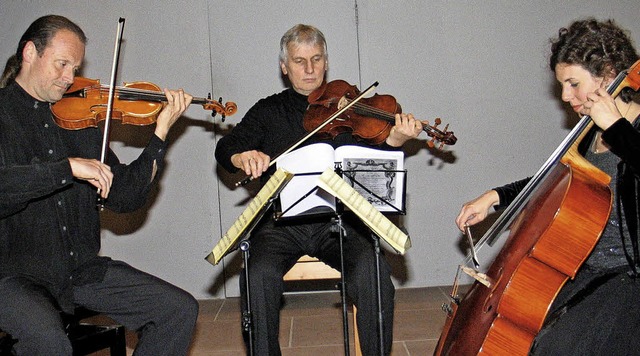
[
  {"left": 272, "top": 168, "right": 353, "bottom": 356},
  {"left": 274, "top": 164, "right": 408, "bottom": 356}
]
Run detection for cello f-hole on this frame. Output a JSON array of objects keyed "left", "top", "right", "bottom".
[{"left": 482, "top": 267, "right": 503, "bottom": 313}]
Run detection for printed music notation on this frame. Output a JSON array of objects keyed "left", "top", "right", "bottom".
[
  {"left": 317, "top": 168, "right": 411, "bottom": 255},
  {"left": 205, "top": 168, "right": 294, "bottom": 265},
  {"left": 277, "top": 143, "right": 405, "bottom": 218}
]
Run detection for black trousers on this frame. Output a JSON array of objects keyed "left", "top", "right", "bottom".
[
  {"left": 240, "top": 214, "right": 395, "bottom": 356},
  {"left": 531, "top": 268, "right": 640, "bottom": 355},
  {"left": 0, "top": 260, "right": 198, "bottom": 356}
]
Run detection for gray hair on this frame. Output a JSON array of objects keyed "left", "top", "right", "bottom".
[{"left": 279, "top": 24, "right": 327, "bottom": 63}]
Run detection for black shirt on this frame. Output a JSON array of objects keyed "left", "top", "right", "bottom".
[
  {"left": 215, "top": 87, "right": 396, "bottom": 183},
  {"left": 0, "top": 81, "right": 167, "bottom": 312}
]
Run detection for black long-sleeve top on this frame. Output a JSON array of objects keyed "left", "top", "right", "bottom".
[
  {"left": 215, "top": 88, "right": 396, "bottom": 182},
  {"left": 0, "top": 81, "right": 168, "bottom": 312}
]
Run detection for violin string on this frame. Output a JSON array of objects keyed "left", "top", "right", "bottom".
[
  {"left": 94, "top": 86, "right": 212, "bottom": 104},
  {"left": 98, "top": 85, "right": 166, "bottom": 98},
  {"left": 346, "top": 99, "right": 443, "bottom": 136},
  {"left": 348, "top": 100, "right": 394, "bottom": 118}
]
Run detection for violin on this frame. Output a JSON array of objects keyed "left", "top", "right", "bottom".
[
  {"left": 51, "top": 77, "right": 238, "bottom": 130},
  {"left": 303, "top": 79, "right": 456, "bottom": 148}
]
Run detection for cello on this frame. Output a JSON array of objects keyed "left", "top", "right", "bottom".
[{"left": 435, "top": 59, "right": 640, "bottom": 355}]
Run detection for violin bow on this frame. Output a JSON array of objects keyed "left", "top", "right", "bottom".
[
  {"left": 235, "top": 81, "right": 380, "bottom": 187},
  {"left": 97, "top": 17, "right": 125, "bottom": 209}
]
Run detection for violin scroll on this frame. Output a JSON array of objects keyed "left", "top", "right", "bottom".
[
  {"left": 423, "top": 117, "right": 457, "bottom": 149},
  {"left": 202, "top": 95, "right": 237, "bottom": 122}
]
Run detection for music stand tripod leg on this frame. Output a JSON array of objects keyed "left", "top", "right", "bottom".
[
  {"left": 372, "top": 232, "right": 385, "bottom": 356},
  {"left": 239, "top": 240, "right": 254, "bottom": 356},
  {"left": 331, "top": 214, "right": 351, "bottom": 356}
]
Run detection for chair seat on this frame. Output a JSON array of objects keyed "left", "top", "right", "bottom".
[
  {"left": 283, "top": 255, "right": 341, "bottom": 281},
  {"left": 283, "top": 255, "right": 361, "bottom": 356},
  {"left": 0, "top": 307, "right": 127, "bottom": 356},
  {"left": 69, "top": 323, "right": 126, "bottom": 356},
  {"left": 0, "top": 331, "right": 17, "bottom": 355}
]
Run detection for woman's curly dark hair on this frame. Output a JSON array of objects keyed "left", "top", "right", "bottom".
[{"left": 550, "top": 18, "right": 639, "bottom": 102}]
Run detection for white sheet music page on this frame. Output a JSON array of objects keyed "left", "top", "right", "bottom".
[
  {"left": 277, "top": 143, "right": 405, "bottom": 217},
  {"left": 277, "top": 143, "right": 336, "bottom": 217}
]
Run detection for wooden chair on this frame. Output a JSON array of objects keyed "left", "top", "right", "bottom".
[
  {"left": 0, "top": 307, "right": 126, "bottom": 356},
  {"left": 283, "top": 255, "right": 361, "bottom": 356}
]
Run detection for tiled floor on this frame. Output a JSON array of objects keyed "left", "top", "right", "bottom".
[{"left": 92, "top": 285, "right": 455, "bottom": 355}]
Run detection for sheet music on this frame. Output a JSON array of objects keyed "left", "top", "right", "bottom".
[
  {"left": 205, "top": 168, "right": 294, "bottom": 265},
  {"left": 317, "top": 168, "right": 411, "bottom": 255},
  {"left": 277, "top": 143, "right": 404, "bottom": 217},
  {"left": 276, "top": 143, "right": 336, "bottom": 217},
  {"left": 335, "top": 145, "right": 404, "bottom": 212}
]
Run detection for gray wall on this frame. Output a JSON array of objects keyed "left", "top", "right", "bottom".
[{"left": 2, "top": 1, "right": 639, "bottom": 299}]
